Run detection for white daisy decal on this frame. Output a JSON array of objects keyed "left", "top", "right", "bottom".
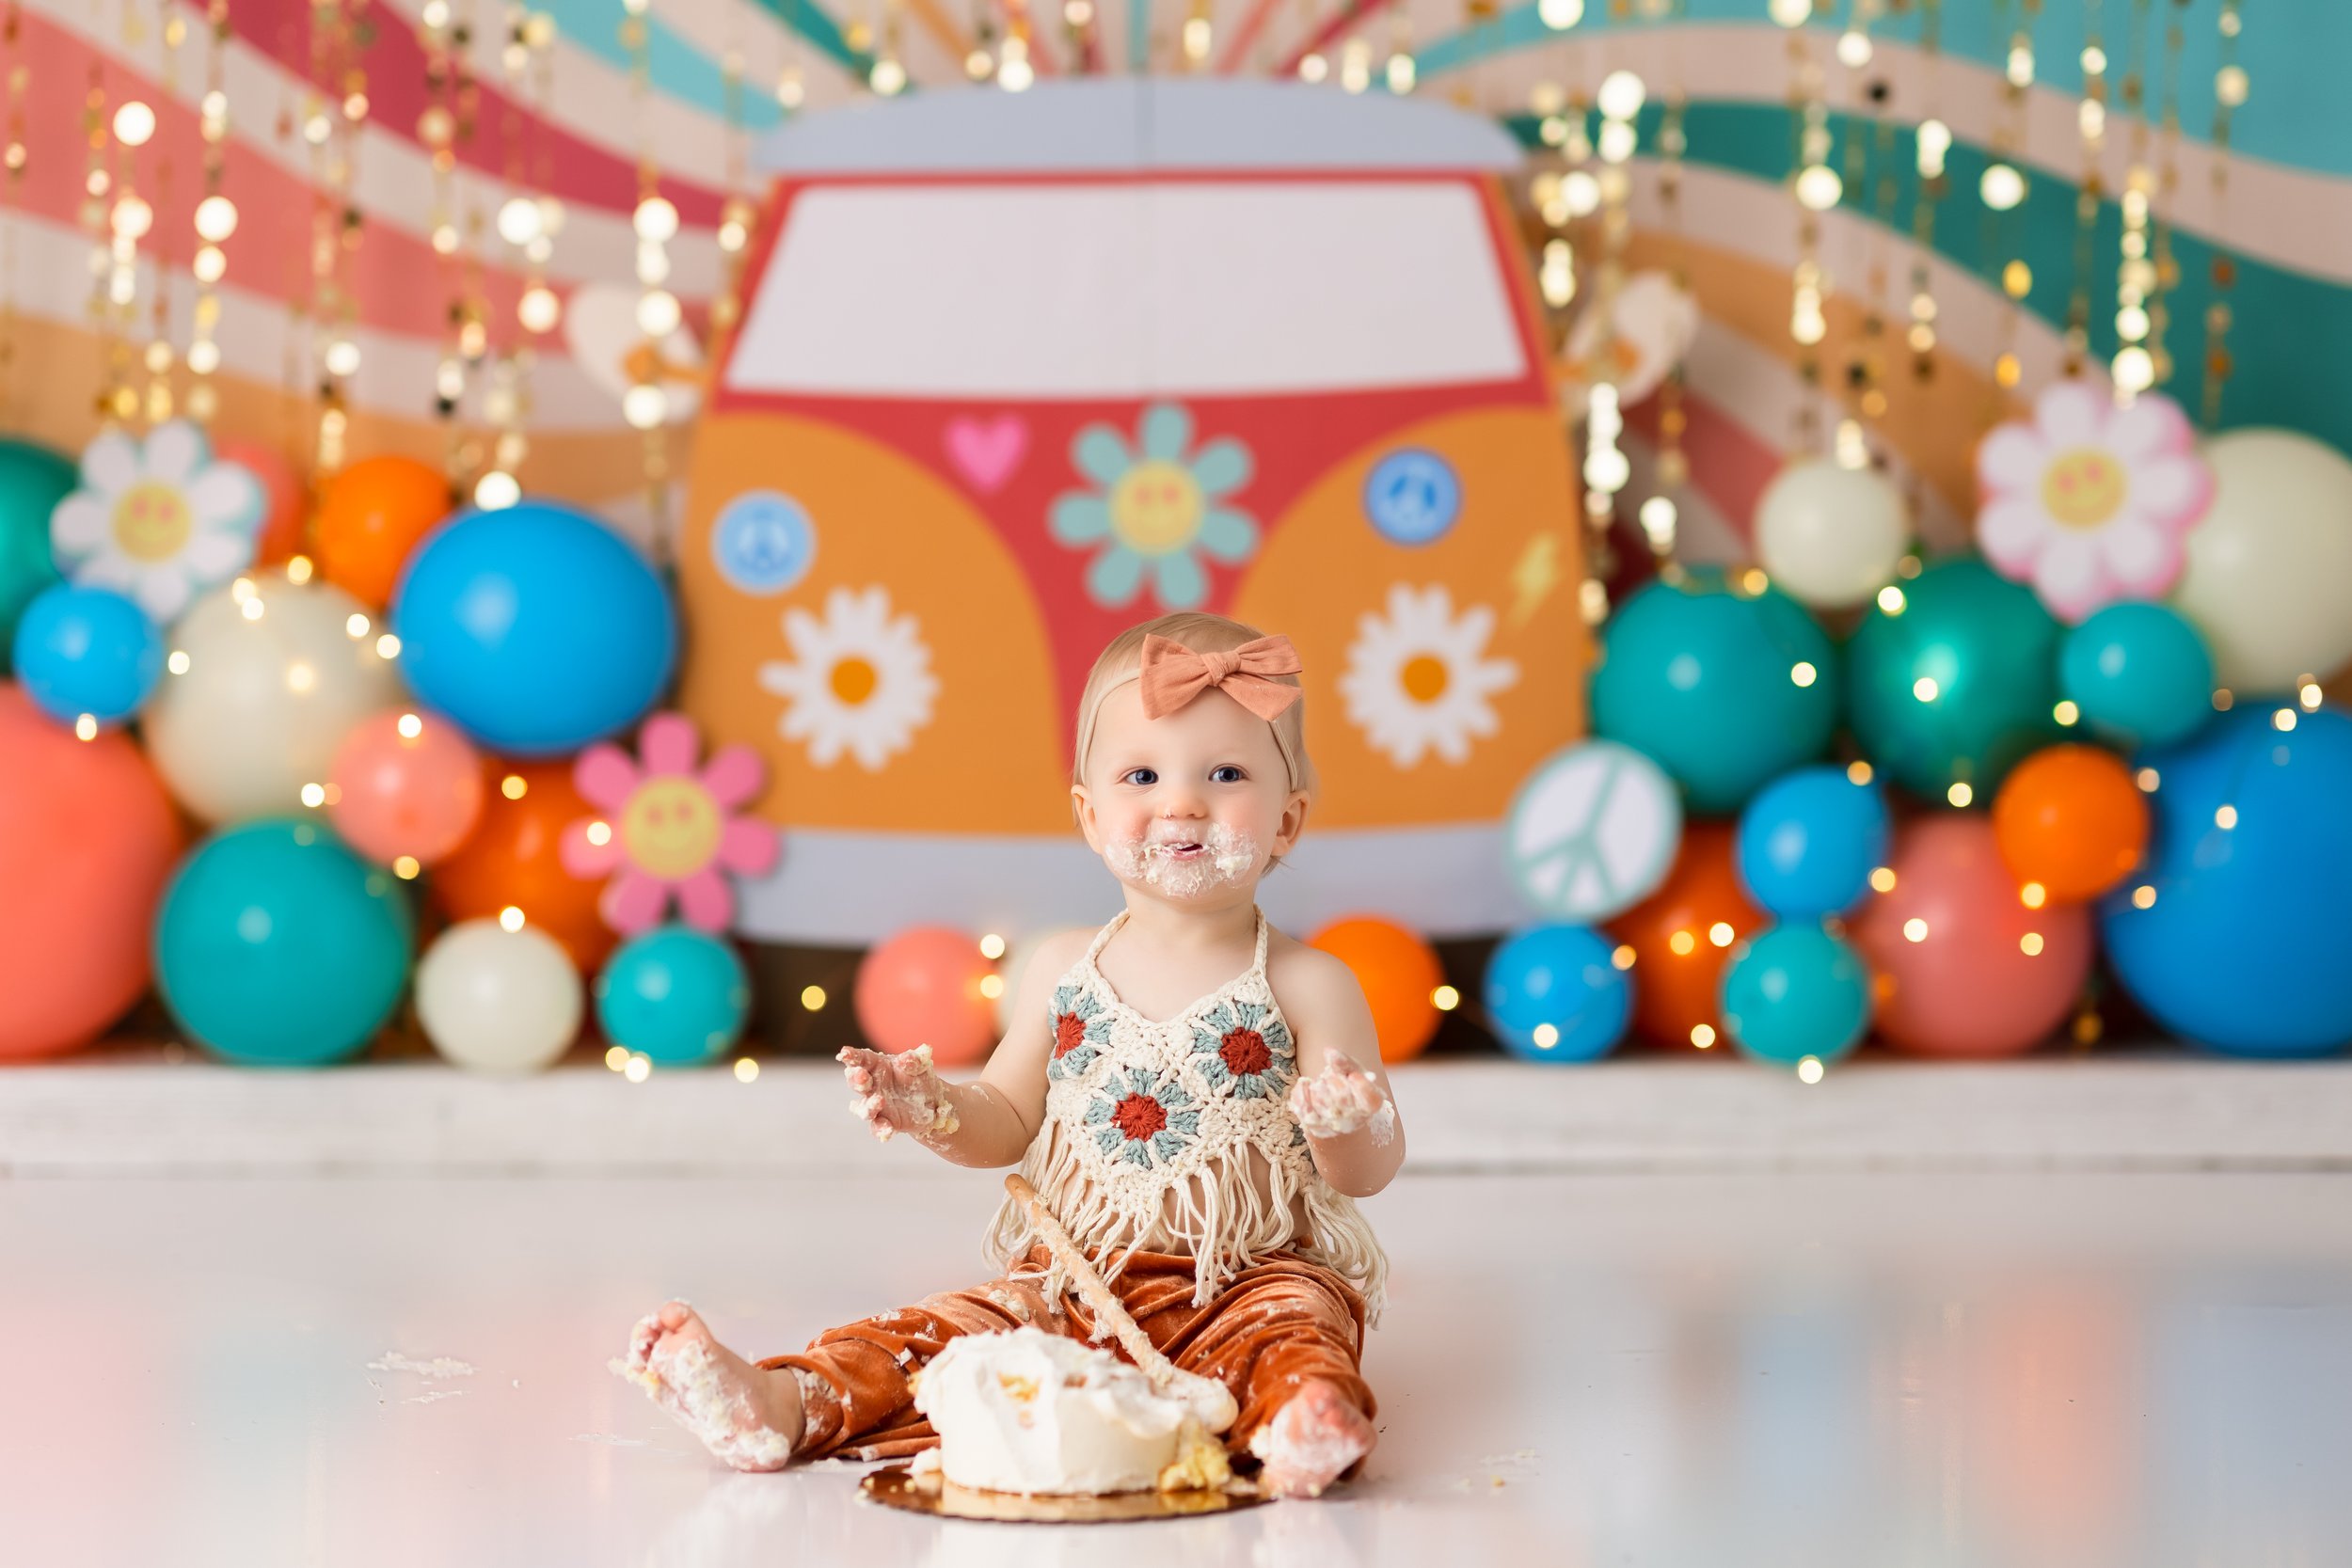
[
  {"left": 47, "top": 420, "right": 263, "bottom": 624},
  {"left": 757, "top": 585, "right": 941, "bottom": 770},
  {"left": 1338, "top": 583, "right": 1519, "bottom": 768}
]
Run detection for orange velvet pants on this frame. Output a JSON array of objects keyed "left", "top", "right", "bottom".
[{"left": 756, "top": 1243, "right": 1374, "bottom": 1464}]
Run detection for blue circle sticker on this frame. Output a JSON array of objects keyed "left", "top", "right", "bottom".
[
  {"left": 711, "top": 490, "right": 816, "bottom": 595},
  {"left": 1363, "top": 450, "right": 1462, "bottom": 546}
]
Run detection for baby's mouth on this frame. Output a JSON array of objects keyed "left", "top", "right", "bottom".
[{"left": 1154, "top": 840, "right": 1206, "bottom": 859}]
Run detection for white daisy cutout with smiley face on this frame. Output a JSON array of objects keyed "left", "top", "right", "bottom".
[
  {"left": 1337, "top": 582, "right": 1520, "bottom": 768},
  {"left": 757, "top": 584, "right": 942, "bottom": 770},
  {"left": 48, "top": 420, "right": 263, "bottom": 625}
]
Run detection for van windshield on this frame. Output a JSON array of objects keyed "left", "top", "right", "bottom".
[{"left": 724, "top": 179, "right": 1529, "bottom": 401}]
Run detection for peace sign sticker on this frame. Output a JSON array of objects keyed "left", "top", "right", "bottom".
[
  {"left": 1362, "top": 450, "right": 1462, "bottom": 546},
  {"left": 1504, "top": 739, "right": 1684, "bottom": 923},
  {"left": 712, "top": 489, "right": 817, "bottom": 596}
]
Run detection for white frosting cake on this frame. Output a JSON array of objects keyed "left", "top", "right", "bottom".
[{"left": 910, "top": 1327, "right": 1231, "bottom": 1497}]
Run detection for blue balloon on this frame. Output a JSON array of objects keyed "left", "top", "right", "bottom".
[
  {"left": 2101, "top": 705, "right": 2352, "bottom": 1056},
  {"left": 154, "top": 820, "right": 414, "bottom": 1066},
  {"left": 1483, "top": 924, "right": 1631, "bottom": 1063},
  {"left": 1735, "top": 766, "right": 1890, "bottom": 918},
  {"left": 11, "top": 582, "right": 163, "bottom": 726},
  {"left": 393, "top": 500, "right": 675, "bottom": 755},
  {"left": 596, "top": 925, "right": 751, "bottom": 1064},
  {"left": 2060, "top": 601, "right": 2215, "bottom": 751},
  {"left": 1720, "top": 921, "right": 1871, "bottom": 1066},
  {"left": 1591, "top": 569, "right": 1840, "bottom": 813}
]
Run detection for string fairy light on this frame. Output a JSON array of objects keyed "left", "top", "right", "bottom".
[
  {"left": 1837, "top": 0, "right": 1896, "bottom": 462},
  {"left": 1579, "top": 68, "right": 1641, "bottom": 619},
  {"left": 0, "top": 2, "right": 24, "bottom": 414},
  {"left": 2200, "top": 0, "right": 2244, "bottom": 425},
  {"left": 1782, "top": 0, "right": 1830, "bottom": 453},
  {"left": 307, "top": 0, "right": 371, "bottom": 477},
  {"left": 136, "top": 4, "right": 187, "bottom": 428},
  {"left": 2145, "top": 0, "right": 2187, "bottom": 391},
  {"left": 2112, "top": 0, "right": 2156, "bottom": 395},
  {"left": 1640, "top": 0, "right": 1690, "bottom": 566},
  {"left": 621, "top": 0, "right": 675, "bottom": 546},
  {"left": 1384, "top": 6, "right": 1416, "bottom": 93},
  {"left": 713, "top": 12, "right": 757, "bottom": 336},
  {"left": 481, "top": 4, "right": 556, "bottom": 509},
  {"left": 186, "top": 1, "right": 233, "bottom": 425},
  {"left": 2064, "top": 0, "right": 2106, "bottom": 376},
  {"left": 1905, "top": 0, "right": 1946, "bottom": 387},
  {"left": 82, "top": 61, "right": 123, "bottom": 423},
  {"left": 1981, "top": 0, "right": 2036, "bottom": 405}
]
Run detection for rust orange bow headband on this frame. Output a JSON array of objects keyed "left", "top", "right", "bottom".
[{"left": 1136, "top": 633, "right": 1303, "bottom": 721}]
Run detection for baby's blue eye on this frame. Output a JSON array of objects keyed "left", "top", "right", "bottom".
[
  {"left": 1211, "top": 766, "right": 1246, "bottom": 784},
  {"left": 1121, "top": 768, "right": 1158, "bottom": 785}
]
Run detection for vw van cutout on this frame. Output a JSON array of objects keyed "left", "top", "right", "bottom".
[{"left": 677, "top": 79, "right": 1586, "bottom": 944}]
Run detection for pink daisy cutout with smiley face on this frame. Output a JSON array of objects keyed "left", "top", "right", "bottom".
[
  {"left": 1974, "top": 381, "right": 2216, "bottom": 624},
  {"left": 560, "top": 713, "right": 780, "bottom": 936}
]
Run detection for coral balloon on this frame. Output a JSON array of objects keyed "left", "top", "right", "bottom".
[
  {"left": 314, "top": 454, "right": 452, "bottom": 608},
  {"left": 214, "top": 438, "right": 306, "bottom": 567},
  {"left": 143, "top": 570, "right": 402, "bottom": 824},
  {"left": 1851, "top": 814, "right": 2092, "bottom": 1058},
  {"left": 1992, "top": 744, "right": 2150, "bottom": 903},
  {"left": 0, "top": 685, "right": 183, "bottom": 1059},
  {"left": 1605, "top": 821, "right": 1765, "bottom": 1050},
  {"left": 1308, "top": 915, "right": 1443, "bottom": 1063},
  {"left": 432, "top": 760, "right": 615, "bottom": 972},
  {"left": 854, "top": 926, "right": 999, "bottom": 1066},
  {"left": 327, "top": 709, "right": 486, "bottom": 866}
]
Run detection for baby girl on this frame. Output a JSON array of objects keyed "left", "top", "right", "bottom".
[{"left": 617, "top": 612, "right": 1406, "bottom": 1498}]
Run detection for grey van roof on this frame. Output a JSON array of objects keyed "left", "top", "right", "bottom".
[{"left": 750, "top": 78, "right": 1524, "bottom": 177}]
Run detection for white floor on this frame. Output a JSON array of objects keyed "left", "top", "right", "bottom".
[{"left": 8, "top": 1164, "right": 2352, "bottom": 1568}]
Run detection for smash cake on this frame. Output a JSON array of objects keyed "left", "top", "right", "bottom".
[{"left": 909, "top": 1327, "right": 1232, "bottom": 1497}]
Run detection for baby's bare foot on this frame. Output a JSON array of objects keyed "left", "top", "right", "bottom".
[
  {"left": 612, "top": 1301, "right": 804, "bottom": 1472},
  {"left": 1251, "top": 1379, "right": 1375, "bottom": 1499}
]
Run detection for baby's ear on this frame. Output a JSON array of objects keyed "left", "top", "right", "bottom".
[
  {"left": 1275, "top": 788, "right": 1311, "bottom": 855},
  {"left": 1069, "top": 784, "right": 1099, "bottom": 849}
]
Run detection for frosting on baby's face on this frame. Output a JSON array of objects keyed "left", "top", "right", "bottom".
[{"left": 1074, "top": 680, "right": 1307, "bottom": 910}]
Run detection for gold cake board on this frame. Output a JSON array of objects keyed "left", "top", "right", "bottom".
[{"left": 859, "top": 1463, "right": 1268, "bottom": 1524}]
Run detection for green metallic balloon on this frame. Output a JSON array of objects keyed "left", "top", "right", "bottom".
[
  {"left": 1590, "top": 567, "right": 1841, "bottom": 814},
  {"left": 1847, "top": 557, "right": 2065, "bottom": 800},
  {"left": 0, "top": 437, "right": 77, "bottom": 676}
]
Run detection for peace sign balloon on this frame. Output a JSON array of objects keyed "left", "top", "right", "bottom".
[{"left": 1504, "top": 739, "right": 1683, "bottom": 924}]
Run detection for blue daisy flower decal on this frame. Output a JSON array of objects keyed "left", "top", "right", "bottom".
[
  {"left": 1046, "top": 981, "right": 1114, "bottom": 1084},
  {"left": 1189, "top": 999, "right": 1295, "bottom": 1101},
  {"left": 1048, "top": 403, "right": 1258, "bottom": 610},
  {"left": 1085, "top": 1068, "right": 1200, "bottom": 1169}
]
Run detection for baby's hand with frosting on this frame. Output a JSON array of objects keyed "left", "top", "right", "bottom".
[
  {"left": 1286, "top": 1053, "right": 1395, "bottom": 1144},
  {"left": 838, "top": 1043, "right": 961, "bottom": 1143}
]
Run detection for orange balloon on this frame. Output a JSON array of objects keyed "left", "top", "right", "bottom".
[
  {"left": 1992, "top": 743, "right": 2149, "bottom": 903},
  {"left": 214, "top": 437, "right": 307, "bottom": 566},
  {"left": 315, "top": 454, "right": 453, "bottom": 608},
  {"left": 1308, "top": 915, "right": 1442, "bottom": 1063},
  {"left": 0, "top": 685, "right": 184, "bottom": 1059},
  {"left": 431, "top": 759, "right": 614, "bottom": 972},
  {"left": 1605, "top": 821, "right": 1765, "bottom": 1051}
]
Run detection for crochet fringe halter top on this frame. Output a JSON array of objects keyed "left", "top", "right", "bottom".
[{"left": 985, "top": 906, "right": 1389, "bottom": 1321}]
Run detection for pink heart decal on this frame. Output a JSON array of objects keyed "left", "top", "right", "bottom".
[{"left": 944, "top": 414, "right": 1029, "bottom": 494}]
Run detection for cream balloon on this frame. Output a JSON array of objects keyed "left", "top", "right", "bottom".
[
  {"left": 993, "top": 926, "right": 1092, "bottom": 1033},
  {"left": 144, "top": 571, "right": 402, "bottom": 823},
  {"left": 2169, "top": 428, "right": 2352, "bottom": 692},
  {"left": 416, "top": 919, "right": 584, "bottom": 1073},
  {"left": 1754, "top": 459, "right": 1912, "bottom": 610}
]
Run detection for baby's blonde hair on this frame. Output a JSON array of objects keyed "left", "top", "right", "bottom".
[{"left": 1070, "top": 611, "right": 1319, "bottom": 805}]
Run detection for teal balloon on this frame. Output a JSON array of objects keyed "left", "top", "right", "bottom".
[
  {"left": 2060, "top": 601, "right": 2215, "bottom": 751},
  {"left": 1720, "top": 921, "right": 1872, "bottom": 1066},
  {"left": 1847, "top": 557, "right": 2064, "bottom": 800},
  {"left": 154, "top": 820, "right": 414, "bottom": 1065},
  {"left": 0, "top": 437, "right": 76, "bottom": 676},
  {"left": 1591, "top": 570, "right": 1841, "bottom": 813},
  {"left": 596, "top": 925, "right": 751, "bottom": 1064}
]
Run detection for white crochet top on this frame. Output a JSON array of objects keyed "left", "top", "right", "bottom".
[{"left": 985, "top": 907, "right": 1389, "bottom": 1320}]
